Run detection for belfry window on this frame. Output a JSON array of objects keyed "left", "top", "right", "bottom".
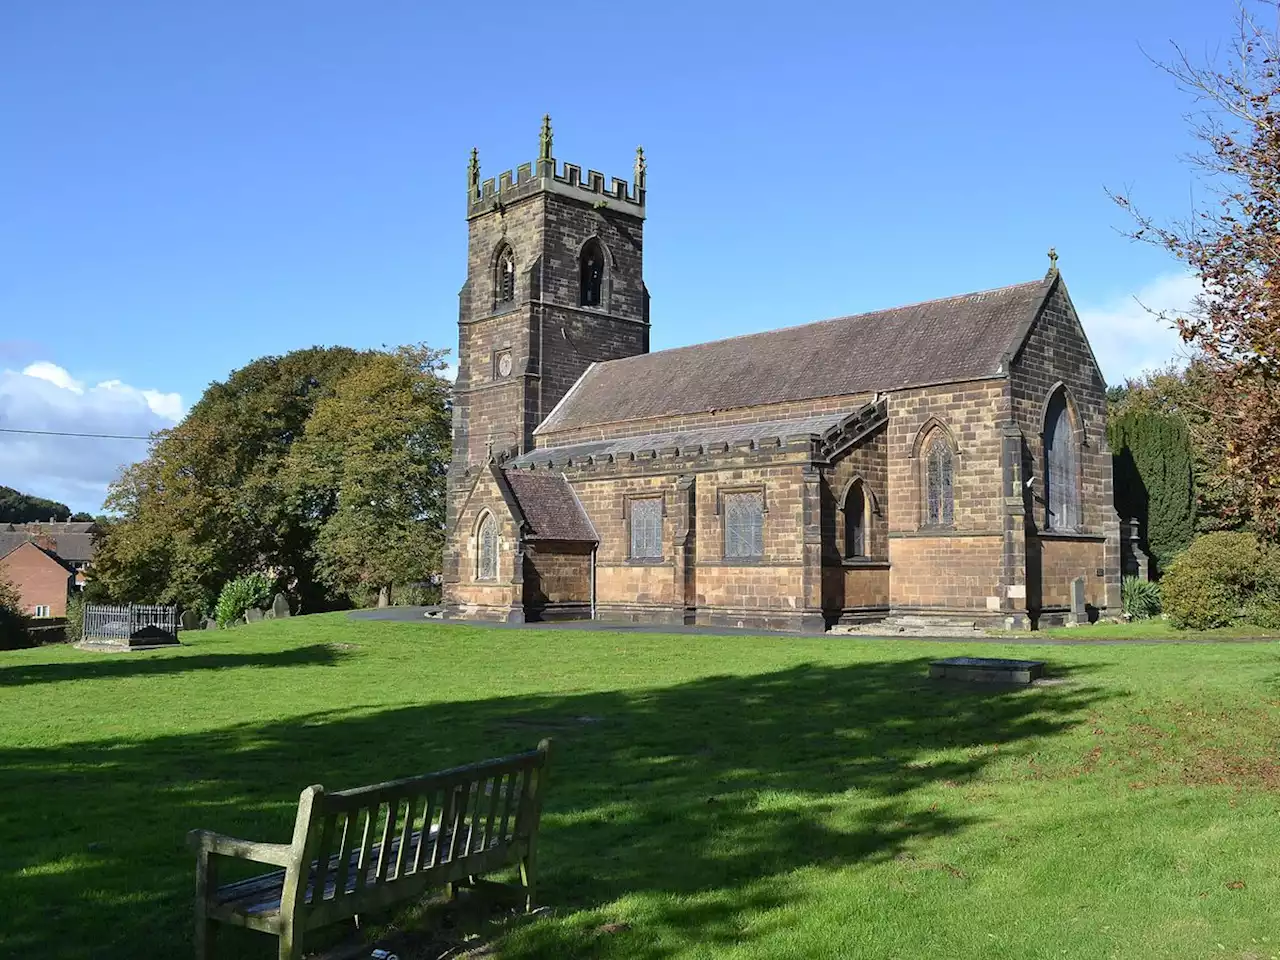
[
  {"left": 925, "top": 437, "right": 955, "bottom": 526},
  {"left": 579, "top": 239, "right": 604, "bottom": 307},
  {"left": 1045, "top": 392, "right": 1080, "bottom": 530},
  {"left": 495, "top": 245, "right": 515, "bottom": 306},
  {"left": 477, "top": 514, "right": 498, "bottom": 581}
]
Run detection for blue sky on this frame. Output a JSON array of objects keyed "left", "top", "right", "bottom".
[{"left": 1, "top": 0, "right": 1229, "bottom": 511}]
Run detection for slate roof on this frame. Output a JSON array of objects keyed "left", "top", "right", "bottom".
[
  {"left": 501, "top": 470, "right": 598, "bottom": 542},
  {"left": 508, "top": 413, "right": 852, "bottom": 469},
  {"left": 537, "top": 277, "right": 1053, "bottom": 434},
  {"left": 0, "top": 530, "right": 95, "bottom": 563}
]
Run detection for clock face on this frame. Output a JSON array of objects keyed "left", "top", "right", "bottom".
[{"left": 498, "top": 353, "right": 513, "bottom": 377}]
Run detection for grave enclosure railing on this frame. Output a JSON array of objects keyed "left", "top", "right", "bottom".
[{"left": 82, "top": 603, "right": 180, "bottom": 641}]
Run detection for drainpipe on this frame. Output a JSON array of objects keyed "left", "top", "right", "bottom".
[{"left": 590, "top": 543, "right": 597, "bottom": 620}]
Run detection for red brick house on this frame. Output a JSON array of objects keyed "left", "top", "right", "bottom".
[{"left": 0, "top": 538, "right": 75, "bottom": 618}]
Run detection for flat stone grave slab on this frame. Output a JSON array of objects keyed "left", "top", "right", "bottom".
[{"left": 929, "top": 656, "right": 1045, "bottom": 685}]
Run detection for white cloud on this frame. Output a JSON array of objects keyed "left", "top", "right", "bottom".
[
  {"left": 0, "top": 363, "right": 184, "bottom": 513},
  {"left": 1077, "top": 273, "right": 1201, "bottom": 385}
]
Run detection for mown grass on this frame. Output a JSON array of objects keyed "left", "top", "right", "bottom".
[
  {"left": 999, "top": 618, "right": 1279, "bottom": 641},
  {"left": 1, "top": 616, "right": 1278, "bottom": 959}
]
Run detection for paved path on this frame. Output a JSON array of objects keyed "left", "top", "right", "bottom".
[{"left": 346, "top": 607, "right": 1280, "bottom": 645}]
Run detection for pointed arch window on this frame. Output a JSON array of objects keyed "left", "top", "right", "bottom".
[
  {"left": 1045, "top": 391, "right": 1080, "bottom": 530},
  {"left": 925, "top": 437, "right": 955, "bottom": 527},
  {"left": 844, "top": 480, "right": 867, "bottom": 558},
  {"left": 477, "top": 514, "right": 498, "bottom": 581},
  {"left": 579, "top": 239, "right": 604, "bottom": 307},
  {"left": 495, "top": 244, "right": 515, "bottom": 306}
]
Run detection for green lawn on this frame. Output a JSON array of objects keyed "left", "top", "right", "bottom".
[
  {"left": 991, "top": 618, "right": 1280, "bottom": 642},
  {"left": 2, "top": 617, "right": 1278, "bottom": 959}
]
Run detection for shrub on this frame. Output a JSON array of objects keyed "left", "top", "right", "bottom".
[
  {"left": 214, "top": 573, "right": 273, "bottom": 628},
  {"left": 0, "top": 575, "right": 28, "bottom": 649},
  {"left": 65, "top": 594, "right": 84, "bottom": 643},
  {"left": 1121, "top": 576, "right": 1161, "bottom": 620},
  {"left": 1160, "top": 532, "right": 1269, "bottom": 629}
]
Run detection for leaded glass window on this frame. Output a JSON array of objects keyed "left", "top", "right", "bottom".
[
  {"left": 845, "top": 481, "right": 866, "bottom": 558},
  {"left": 724, "top": 491, "right": 764, "bottom": 559},
  {"left": 629, "top": 498, "right": 663, "bottom": 559},
  {"left": 477, "top": 514, "right": 498, "bottom": 580},
  {"left": 926, "top": 438, "right": 954, "bottom": 526},
  {"left": 1046, "top": 397, "right": 1079, "bottom": 530},
  {"left": 495, "top": 245, "right": 515, "bottom": 305}
]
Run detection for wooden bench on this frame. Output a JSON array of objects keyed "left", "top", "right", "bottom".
[{"left": 188, "top": 740, "right": 551, "bottom": 960}]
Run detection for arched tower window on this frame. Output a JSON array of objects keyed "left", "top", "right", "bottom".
[
  {"left": 476, "top": 513, "right": 498, "bottom": 581},
  {"left": 1045, "top": 390, "right": 1080, "bottom": 530},
  {"left": 925, "top": 436, "right": 955, "bottom": 527},
  {"left": 494, "top": 244, "right": 515, "bottom": 306},
  {"left": 844, "top": 480, "right": 867, "bottom": 558},
  {"left": 579, "top": 239, "right": 604, "bottom": 307}
]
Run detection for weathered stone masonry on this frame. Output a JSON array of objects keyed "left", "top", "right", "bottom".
[{"left": 442, "top": 122, "right": 1122, "bottom": 631}]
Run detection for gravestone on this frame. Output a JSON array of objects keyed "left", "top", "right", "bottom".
[
  {"left": 245, "top": 607, "right": 264, "bottom": 624},
  {"left": 1067, "top": 576, "right": 1087, "bottom": 626},
  {"left": 204, "top": 617, "right": 218, "bottom": 630},
  {"left": 271, "top": 592, "right": 291, "bottom": 619},
  {"left": 179, "top": 609, "right": 200, "bottom": 632},
  {"left": 929, "top": 656, "right": 1045, "bottom": 685}
]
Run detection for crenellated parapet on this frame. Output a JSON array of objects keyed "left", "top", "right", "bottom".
[{"left": 466, "top": 117, "right": 646, "bottom": 220}]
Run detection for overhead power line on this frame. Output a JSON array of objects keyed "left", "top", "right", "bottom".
[{"left": 0, "top": 427, "right": 151, "bottom": 441}]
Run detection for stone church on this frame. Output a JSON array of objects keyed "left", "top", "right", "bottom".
[{"left": 442, "top": 119, "right": 1121, "bottom": 631}]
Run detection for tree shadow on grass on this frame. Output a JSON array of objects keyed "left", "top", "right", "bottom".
[
  {"left": 0, "top": 658, "right": 1107, "bottom": 959},
  {"left": 0, "top": 643, "right": 350, "bottom": 687}
]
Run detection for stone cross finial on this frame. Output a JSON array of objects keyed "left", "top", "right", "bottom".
[
  {"left": 539, "top": 114, "right": 553, "bottom": 161},
  {"left": 634, "top": 145, "right": 647, "bottom": 190},
  {"left": 1047, "top": 247, "right": 1059, "bottom": 273},
  {"left": 468, "top": 147, "right": 480, "bottom": 197}
]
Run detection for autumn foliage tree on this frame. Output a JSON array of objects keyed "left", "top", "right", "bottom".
[{"left": 1116, "top": 1, "right": 1280, "bottom": 536}]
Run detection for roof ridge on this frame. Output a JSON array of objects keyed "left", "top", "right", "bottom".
[{"left": 585, "top": 277, "right": 1047, "bottom": 370}]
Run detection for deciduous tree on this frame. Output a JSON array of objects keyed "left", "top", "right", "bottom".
[
  {"left": 1115, "top": 2, "right": 1280, "bottom": 535},
  {"left": 287, "top": 345, "right": 451, "bottom": 607}
]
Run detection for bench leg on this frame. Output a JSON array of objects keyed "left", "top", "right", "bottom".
[
  {"left": 194, "top": 915, "right": 217, "bottom": 960},
  {"left": 278, "top": 928, "right": 302, "bottom": 960},
  {"left": 194, "top": 850, "right": 218, "bottom": 960},
  {"left": 519, "top": 854, "right": 537, "bottom": 912}
]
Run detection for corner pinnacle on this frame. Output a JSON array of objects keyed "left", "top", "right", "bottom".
[
  {"left": 468, "top": 147, "right": 480, "bottom": 197},
  {"left": 539, "top": 114, "right": 553, "bottom": 161},
  {"left": 634, "top": 145, "right": 647, "bottom": 190}
]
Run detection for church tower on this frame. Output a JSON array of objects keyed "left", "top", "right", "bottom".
[{"left": 448, "top": 116, "right": 649, "bottom": 494}]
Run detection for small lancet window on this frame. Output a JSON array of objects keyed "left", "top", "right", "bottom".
[
  {"left": 495, "top": 245, "right": 515, "bottom": 305},
  {"left": 845, "top": 481, "right": 867, "bottom": 558},
  {"left": 1045, "top": 392, "right": 1080, "bottom": 530},
  {"left": 477, "top": 514, "right": 498, "bottom": 581},
  {"left": 579, "top": 239, "right": 604, "bottom": 307},
  {"left": 925, "top": 437, "right": 955, "bottom": 527}
]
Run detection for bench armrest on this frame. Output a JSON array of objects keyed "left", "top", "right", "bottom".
[{"left": 187, "top": 829, "right": 295, "bottom": 868}]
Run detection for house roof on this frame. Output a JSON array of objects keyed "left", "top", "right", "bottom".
[
  {"left": 500, "top": 470, "right": 598, "bottom": 542},
  {"left": 508, "top": 412, "right": 853, "bottom": 469},
  {"left": 0, "top": 530, "right": 94, "bottom": 564},
  {"left": 0, "top": 536, "right": 71, "bottom": 573},
  {"left": 537, "top": 275, "right": 1054, "bottom": 435}
]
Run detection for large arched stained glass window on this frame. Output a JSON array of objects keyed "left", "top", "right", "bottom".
[
  {"left": 1045, "top": 394, "right": 1080, "bottom": 530},
  {"left": 925, "top": 437, "right": 955, "bottom": 526},
  {"left": 477, "top": 514, "right": 498, "bottom": 581}
]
